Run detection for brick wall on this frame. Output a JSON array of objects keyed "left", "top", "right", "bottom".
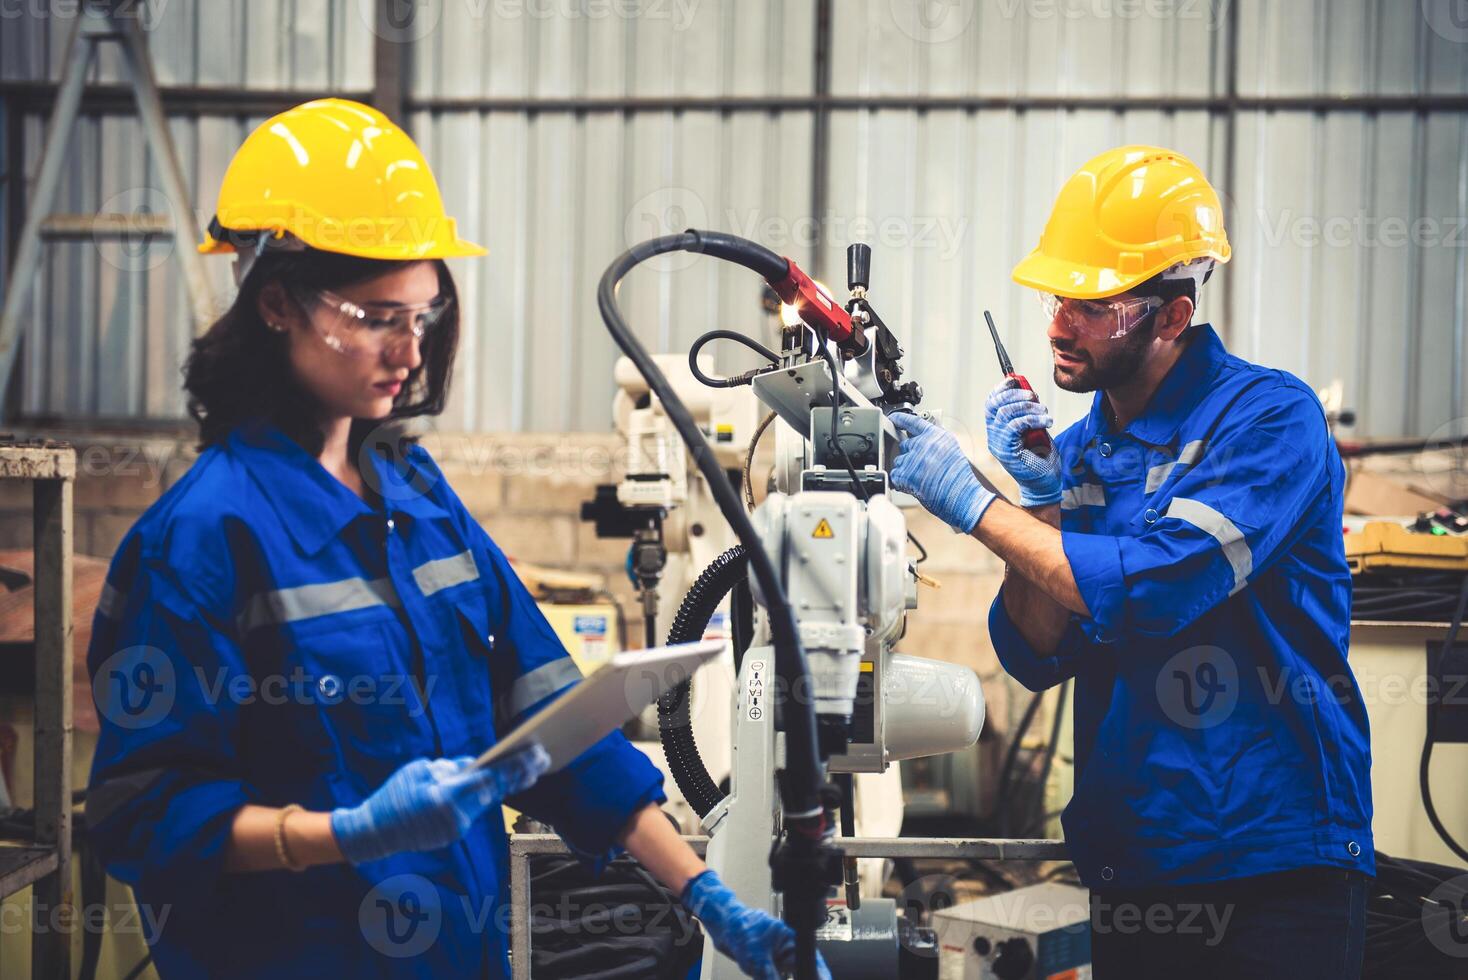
[
  {"left": 0, "top": 426, "right": 1040, "bottom": 777},
  {"left": 0, "top": 427, "right": 646, "bottom": 619}
]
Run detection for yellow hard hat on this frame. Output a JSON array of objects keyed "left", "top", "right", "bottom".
[
  {"left": 1011, "top": 145, "right": 1230, "bottom": 300},
  {"left": 199, "top": 98, "right": 485, "bottom": 261}
]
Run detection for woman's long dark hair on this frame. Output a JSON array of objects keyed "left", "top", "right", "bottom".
[{"left": 183, "top": 249, "right": 459, "bottom": 458}]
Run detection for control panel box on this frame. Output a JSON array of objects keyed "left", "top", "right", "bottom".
[{"left": 932, "top": 882, "right": 1090, "bottom": 980}]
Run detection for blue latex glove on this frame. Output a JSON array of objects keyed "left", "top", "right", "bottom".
[
  {"left": 682, "top": 870, "right": 832, "bottom": 980},
  {"left": 984, "top": 381, "right": 1062, "bottom": 507},
  {"left": 331, "top": 744, "right": 550, "bottom": 865},
  {"left": 889, "top": 413, "right": 998, "bottom": 534}
]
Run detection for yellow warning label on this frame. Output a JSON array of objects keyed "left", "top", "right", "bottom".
[{"left": 811, "top": 518, "right": 834, "bottom": 539}]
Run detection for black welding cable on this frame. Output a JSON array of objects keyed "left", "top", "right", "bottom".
[
  {"left": 907, "top": 531, "right": 928, "bottom": 564},
  {"left": 813, "top": 330, "right": 873, "bottom": 503},
  {"left": 689, "top": 329, "right": 780, "bottom": 388},
  {"left": 1028, "top": 679, "right": 1070, "bottom": 837},
  {"left": 1363, "top": 852, "right": 1468, "bottom": 973},
  {"left": 597, "top": 231, "right": 823, "bottom": 825},
  {"left": 532, "top": 941, "right": 665, "bottom": 979},
  {"left": 1352, "top": 571, "right": 1468, "bottom": 619},
  {"left": 992, "top": 688, "right": 1045, "bottom": 837},
  {"left": 120, "top": 953, "right": 154, "bottom": 980},
  {"left": 529, "top": 856, "right": 582, "bottom": 884},
  {"left": 528, "top": 852, "right": 701, "bottom": 977},
  {"left": 600, "top": 232, "right": 833, "bottom": 980},
  {"left": 1419, "top": 574, "right": 1468, "bottom": 864}
]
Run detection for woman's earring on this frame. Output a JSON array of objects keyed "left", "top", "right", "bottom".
[{"left": 267, "top": 320, "right": 286, "bottom": 333}]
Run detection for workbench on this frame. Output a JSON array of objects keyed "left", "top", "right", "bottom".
[{"left": 0, "top": 440, "right": 75, "bottom": 980}]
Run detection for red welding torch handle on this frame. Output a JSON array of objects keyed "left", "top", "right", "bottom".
[
  {"left": 1007, "top": 373, "right": 1055, "bottom": 457},
  {"left": 768, "top": 258, "right": 855, "bottom": 344}
]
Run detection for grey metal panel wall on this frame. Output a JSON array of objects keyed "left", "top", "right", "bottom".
[
  {"left": 406, "top": 0, "right": 817, "bottom": 430},
  {"left": 1225, "top": 0, "right": 1468, "bottom": 439},
  {"left": 3, "top": 1, "right": 1466, "bottom": 436},
  {"left": 0, "top": 0, "right": 374, "bottom": 89},
  {"left": 1229, "top": 109, "right": 1468, "bottom": 441},
  {"left": 412, "top": 0, "right": 812, "bottom": 98},
  {"left": 413, "top": 106, "right": 813, "bottom": 432},
  {"left": 820, "top": 0, "right": 1468, "bottom": 438},
  {"left": 828, "top": 0, "right": 1226, "bottom": 97},
  {"left": 2, "top": 0, "right": 373, "bottom": 419},
  {"left": 15, "top": 111, "right": 265, "bottom": 419},
  {"left": 1236, "top": 0, "right": 1454, "bottom": 96}
]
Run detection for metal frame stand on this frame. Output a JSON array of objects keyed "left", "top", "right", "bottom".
[
  {"left": 507, "top": 833, "right": 1068, "bottom": 980},
  {"left": 697, "top": 650, "right": 778, "bottom": 978},
  {"left": 0, "top": 440, "right": 75, "bottom": 979},
  {"left": 0, "top": 0, "right": 214, "bottom": 420}
]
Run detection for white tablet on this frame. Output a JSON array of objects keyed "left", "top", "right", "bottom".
[{"left": 474, "top": 639, "right": 725, "bottom": 773}]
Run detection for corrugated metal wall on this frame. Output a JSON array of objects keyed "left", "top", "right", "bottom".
[
  {"left": 2, "top": 1, "right": 1466, "bottom": 436},
  {"left": 399, "top": 0, "right": 814, "bottom": 430},
  {"left": 0, "top": 0, "right": 373, "bottom": 420}
]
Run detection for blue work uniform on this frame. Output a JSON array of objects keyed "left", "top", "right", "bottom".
[
  {"left": 989, "top": 324, "right": 1372, "bottom": 890},
  {"left": 86, "top": 421, "right": 666, "bottom": 978}
]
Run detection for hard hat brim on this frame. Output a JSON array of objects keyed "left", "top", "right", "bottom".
[
  {"left": 1010, "top": 248, "right": 1146, "bottom": 300},
  {"left": 198, "top": 229, "right": 487, "bottom": 260},
  {"left": 1011, "top": 244, "right": 1230, "bottom": 300}
]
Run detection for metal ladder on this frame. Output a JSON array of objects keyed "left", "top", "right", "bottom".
[{"left": 0, "top": 0, "right": 214, "bottom": 420}]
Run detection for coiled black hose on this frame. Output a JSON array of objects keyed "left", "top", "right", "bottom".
[
  {"left": 527, "top": 852, "right": 702, "bottom": 978},
  {"left": 658, "top": 545, "right": 750, "bottom": 818}
]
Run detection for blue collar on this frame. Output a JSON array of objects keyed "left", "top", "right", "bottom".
[
  {"left": 227, "top": 422, "right": 448, "bottom": 556},
  {"left": 1084, "top": 323, "right": 1229, "bottom": 448}
]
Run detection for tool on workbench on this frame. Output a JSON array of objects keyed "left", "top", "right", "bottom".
[{"left": 984, "top": 310, "right": 1053, "bottom": 458}]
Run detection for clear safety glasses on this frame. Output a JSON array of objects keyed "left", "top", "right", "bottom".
[
  {"left": 1039, "top": 293, "right": 1164, "bottom": 340},
  {"left": 291, "top": 286, "right": 453, "bottom": 359}
]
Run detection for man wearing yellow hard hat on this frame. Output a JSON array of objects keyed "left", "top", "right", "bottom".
[
  {"left": 85, "top": 99, "right": 828, "bottom": 979},
  {"left": 891, "top": 146, "right": 1370, "bottom": 979}
]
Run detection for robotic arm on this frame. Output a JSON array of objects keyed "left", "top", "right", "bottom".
[{"left": 597, "top": 232, "right": 985, "bottom": 980}]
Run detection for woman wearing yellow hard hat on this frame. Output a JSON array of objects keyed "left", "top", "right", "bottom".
[
  {"left": 84, "top": 98, "right": 827, "bottom": 980},
  {"left": 892, "top": 146, "right": 1371, "bottom": 979}
]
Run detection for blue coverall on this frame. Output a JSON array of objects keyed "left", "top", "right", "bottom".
[
  {"left": 989, "top": 324, "right": 1373, "bottom": 890},
  {"left": 86, "top": 421, "right": 666, "bottom": 977}
]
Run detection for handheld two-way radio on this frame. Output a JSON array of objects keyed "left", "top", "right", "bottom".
[{"left": 984, "top": 310, "right": 1053, "bottom": 458}]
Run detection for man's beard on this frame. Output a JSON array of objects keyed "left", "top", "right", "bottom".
[{"left": 1052, "top": 322, "right": 1155, "bottom": 393}]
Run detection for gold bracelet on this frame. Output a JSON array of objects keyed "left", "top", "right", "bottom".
[{"left": 274, "top": 804, "right": 306, "bottom": 872}]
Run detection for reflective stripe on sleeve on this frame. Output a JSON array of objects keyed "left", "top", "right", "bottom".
[
  {"left": 96, "top": 581, "right": 126, "bottom": 619},
  {"left": 412, "top": 549, "right": 479, "bottom": 597},
  {"left": 1060, "top": 484, "right": 1106, "bottom": 510},
  {"left": 1165, "top": 496, "right": 1252, "bottom": 595},
  {"left": 498, "top": 657, "right": 583, "bottom": 724},
  {"left": 1144, "top": 440, "right": 1207, "bottom": 494},
  {"left": 239, "top": 576, "right": 401, "bottom": 631},
  {"left": 85, "top": 767, "right": 170, "bottom": 825}
]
